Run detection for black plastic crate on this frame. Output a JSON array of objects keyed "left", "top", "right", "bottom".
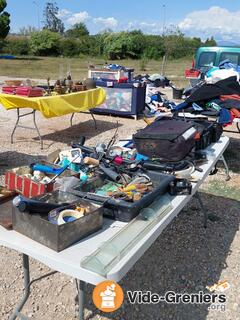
[{"left": 70, "top": 171, "right": 174, "bottom": 222}]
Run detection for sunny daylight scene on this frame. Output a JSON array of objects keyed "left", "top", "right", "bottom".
[{"left": 0, "top": 0, "right": 239, "bottom": 319}]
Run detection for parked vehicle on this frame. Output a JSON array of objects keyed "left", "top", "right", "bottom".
[{"left": 185, "top": 46, "right": 240, "bottom": 86}]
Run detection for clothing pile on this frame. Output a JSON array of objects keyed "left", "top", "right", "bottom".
[{"left": 174, "top": 76, "right": 240, "bottom": 126}]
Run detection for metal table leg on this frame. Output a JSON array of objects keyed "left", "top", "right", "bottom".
[
  {"left": 9, "top": 254, "right": 30, "bottom": 320},
  {"left": 9, "top": 254, "right": 58, "bottom": 320},
  {"left": 75, "top": 279, "right": 86, "bottom": 320},
  {"left": 195, "top": 192, "right": 208, "bottom": 228},
  {"left": 70, "top": 111, "right": 97, "bottom": 130},
  {"left": 70, "top": 113, "right": 75, "bottom": 127},
  {"left": 11, "top": 109, "right": 43, "bottom": 149},
  {"left": 11, "top": 109, "right": 20, "bottom": 145},
  {"left": 237, "top": 122, "right": 240, "bottom": 133},
  {"left": 219, "top": 155, "right": 231, "bottom": 181}
]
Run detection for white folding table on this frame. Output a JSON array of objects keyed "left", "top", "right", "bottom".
[{"left": 0, "top": 136, "right": 230, "bottom": 320}]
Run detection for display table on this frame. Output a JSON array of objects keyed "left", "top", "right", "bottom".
[
  {"left": 0, "top": 88, "right": 106, "bottom": 149},
  {"left": 0, "top": 136, "right": 230, "bottom": 320}
]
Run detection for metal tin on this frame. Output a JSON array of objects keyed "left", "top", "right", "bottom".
[{"left": 12, "top": 196, "right": 103, "bottom": 252}]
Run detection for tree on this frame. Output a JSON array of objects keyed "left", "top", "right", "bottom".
[
  {"left": 30, "top": 30, "right": 61, "bottom": 56},
  {"left": 0, "top": 0, "right": 10, "bottom": 39},
  {"left": 103, "top": 30, "right": 146, "bottom": 59},
  {"left": 19, "top": 26, "right": 38, "bottom": 36},
  {"left": 65, "top": 23, "right": 89, "bottom": 38},
  {"left": 204, "top": 36, "right": 217, "bottom": 47},
  {"left": 43, "top": 2, "right": 64, "bottom": 34}
]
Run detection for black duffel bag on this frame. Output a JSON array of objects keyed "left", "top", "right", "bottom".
[{"left": 133, "top": 118, "right": 197, "bottom": 162}]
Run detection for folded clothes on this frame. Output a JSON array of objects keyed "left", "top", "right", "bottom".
[
  {"left": 220, "top": 94, "right": 240, "bottom": 101},
  {"left": 219, "top": 99, "right": 240, "bottom": 110}
]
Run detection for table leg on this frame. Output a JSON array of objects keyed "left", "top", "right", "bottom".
[
  {"left": 11, "top": 109, "right": 20, "bottom": 144},
  {"left": 11, "top": 109, "right": 43, "bottom": 149},
  {"left": 237, "top": 122, "right": 240, "bottom": 133},
  {"left": 70, "top": 113, "right": 75, "bottom": 127},
  {"left": 75, "top": 279, "right": 86, "bottom": 320},
  {"left": 70, "top": 111, "right": 97, "bottom": 130},
  {"left": 219, "top": 155, "right": 231, "bottom": 181},
  {"left": 33, "top": 110, "right": 43, "bottom": 150},
  {"left": 195, "top": 192, "right": 208, "bottom": 228},
  {"left": 90, "top": 111, "right": 97, "bottom": 130},
  {"left": 9, "top": 254, "right": 30, "bottom": 320}
]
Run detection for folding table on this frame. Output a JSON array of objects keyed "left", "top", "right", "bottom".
[
  {"left": 0, "top": 88, "right": 106, "bottom": 149},
  {"left": 0, "top": 136, "right": 230, "bottom": 320}
]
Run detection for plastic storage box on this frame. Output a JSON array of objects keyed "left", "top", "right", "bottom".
[{"left": 71, "top": 170, "right": 174, "bottom": 222}]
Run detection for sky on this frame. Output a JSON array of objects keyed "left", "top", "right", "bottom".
[{"left": 6, "top": 0, "right": 240, "bottom": 43}]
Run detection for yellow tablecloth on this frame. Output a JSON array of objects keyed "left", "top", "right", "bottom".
[{"left": 0, "top": 88, "right": 106, "bottom": 118}]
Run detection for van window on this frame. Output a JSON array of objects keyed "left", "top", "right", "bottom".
[
  {"left": 220, "top": 52, "right": 240, "bottom": 65},
  {"left": 198, "top": 52, "right": 216, "bottom": 67}
]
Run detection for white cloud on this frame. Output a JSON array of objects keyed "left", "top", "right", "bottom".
[
  {"left": 67, "top": 11, "right": 91, "bottom": 26},
  {"left": 93, "top": 17, "right": 118, "bottom": 30},
  {"left": 126, "top": 21, "right": 163, "bottom": 34},
  {"left": 179, "top": 6, "right": 240, "bottom": 41},
  {"left": 57, "top": 9, "right": 71, "bottom": 19}
]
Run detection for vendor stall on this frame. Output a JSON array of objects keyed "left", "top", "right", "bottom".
[
  {"left": 0, "top": 135, "right": 230, "bottom": 320},
  {"left": 0, "top": 88, "right": 106, "bottom": 149}
]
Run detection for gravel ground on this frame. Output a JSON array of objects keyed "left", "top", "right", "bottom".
[{"left": 0, "top": 88, "right": 239, "bottom": 320}]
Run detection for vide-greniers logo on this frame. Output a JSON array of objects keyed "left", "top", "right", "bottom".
[{"left": 92, "top": 281, "right": 124, "bottom": 313}]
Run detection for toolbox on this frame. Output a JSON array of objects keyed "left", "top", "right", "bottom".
[
  {"left": 71, "top": 170, "right": 174, "bottom": 222},
  {"left": 12, "top": 191, "right": 103, "bottom": 252}
]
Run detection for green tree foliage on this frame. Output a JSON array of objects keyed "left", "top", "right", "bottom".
[
  {"left": 3, "top": 36, "right": 29, "bottom": 55},
  {"left": 30, "top": 30, "right": 61, "bottom": 56},
  {"left": 103, "top": 30, "right": 146, "bottom": 59},
  {"left": 204, "top": 36, "right": 217, "bottom": 47},
  {"left": 65, "top": 23, "right": 89, "bottom": 38},
  {"left": 43, "top": 2, "right": 64, "bottom": 34},
  {"left": 0, "top": 0, "right": 10, "bottom": 39}
]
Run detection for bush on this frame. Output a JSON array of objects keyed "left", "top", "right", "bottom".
[
  {"left": 2, "top": 36, "right": 29, "bottom": 55},
  {"left": 60, "top": 38, "right": 79, "bottom": 57},
  {"left": 30, "top": 30, "right": 61, "bottom": 56},
  {"left": 103, "top": 30, "right": 146, "bottom": 60}
]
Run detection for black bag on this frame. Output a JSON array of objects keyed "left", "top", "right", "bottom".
[
  {"left": 133, "top": 118, "right": 197, "bottom": 162},
  {"left": 192, "top": 120, "right": 223, "bottom": 150},
  {"left": 193, "top": 121, "right": 214, "bottom": 151}
]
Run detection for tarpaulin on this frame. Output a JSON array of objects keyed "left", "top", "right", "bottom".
[{"left": 0, "top": 88, "right": 106, "bottom": 118}]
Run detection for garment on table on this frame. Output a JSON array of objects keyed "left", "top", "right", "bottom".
[
  {"left": 218, "top": 108, "right": 233, "bottom": 125},
  {"left": 0, "top": 88, "right": 106, "bottom": 118},
  {"left": 219, "top": 99, "right": 240, "bottom": 110},
  {"left": 219, "top": 59, "right": 240, "bottom": 72},
  {"left": 231, "top": 108, "right": 240, "bottom": 118},
  {"left": 205, "top": 69, "right": 239, "bottom": 84},
  {"left": 220, "top": 94, "right": 240, "bottom": 101},
  {"left": 186, "top": 76, "right": 240, "bottom": 103}
]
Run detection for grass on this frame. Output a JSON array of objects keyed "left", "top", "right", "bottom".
[{"left": 0, "top": 55, "right": 191, "bottom": 87}]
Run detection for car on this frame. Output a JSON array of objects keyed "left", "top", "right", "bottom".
[{"left": 185, "top": 46, "right": 240, "bottom": 86}]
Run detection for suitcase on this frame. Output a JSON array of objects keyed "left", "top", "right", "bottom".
[{"left": 133, "top": 118, "right": 197, "bottom": 161}]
